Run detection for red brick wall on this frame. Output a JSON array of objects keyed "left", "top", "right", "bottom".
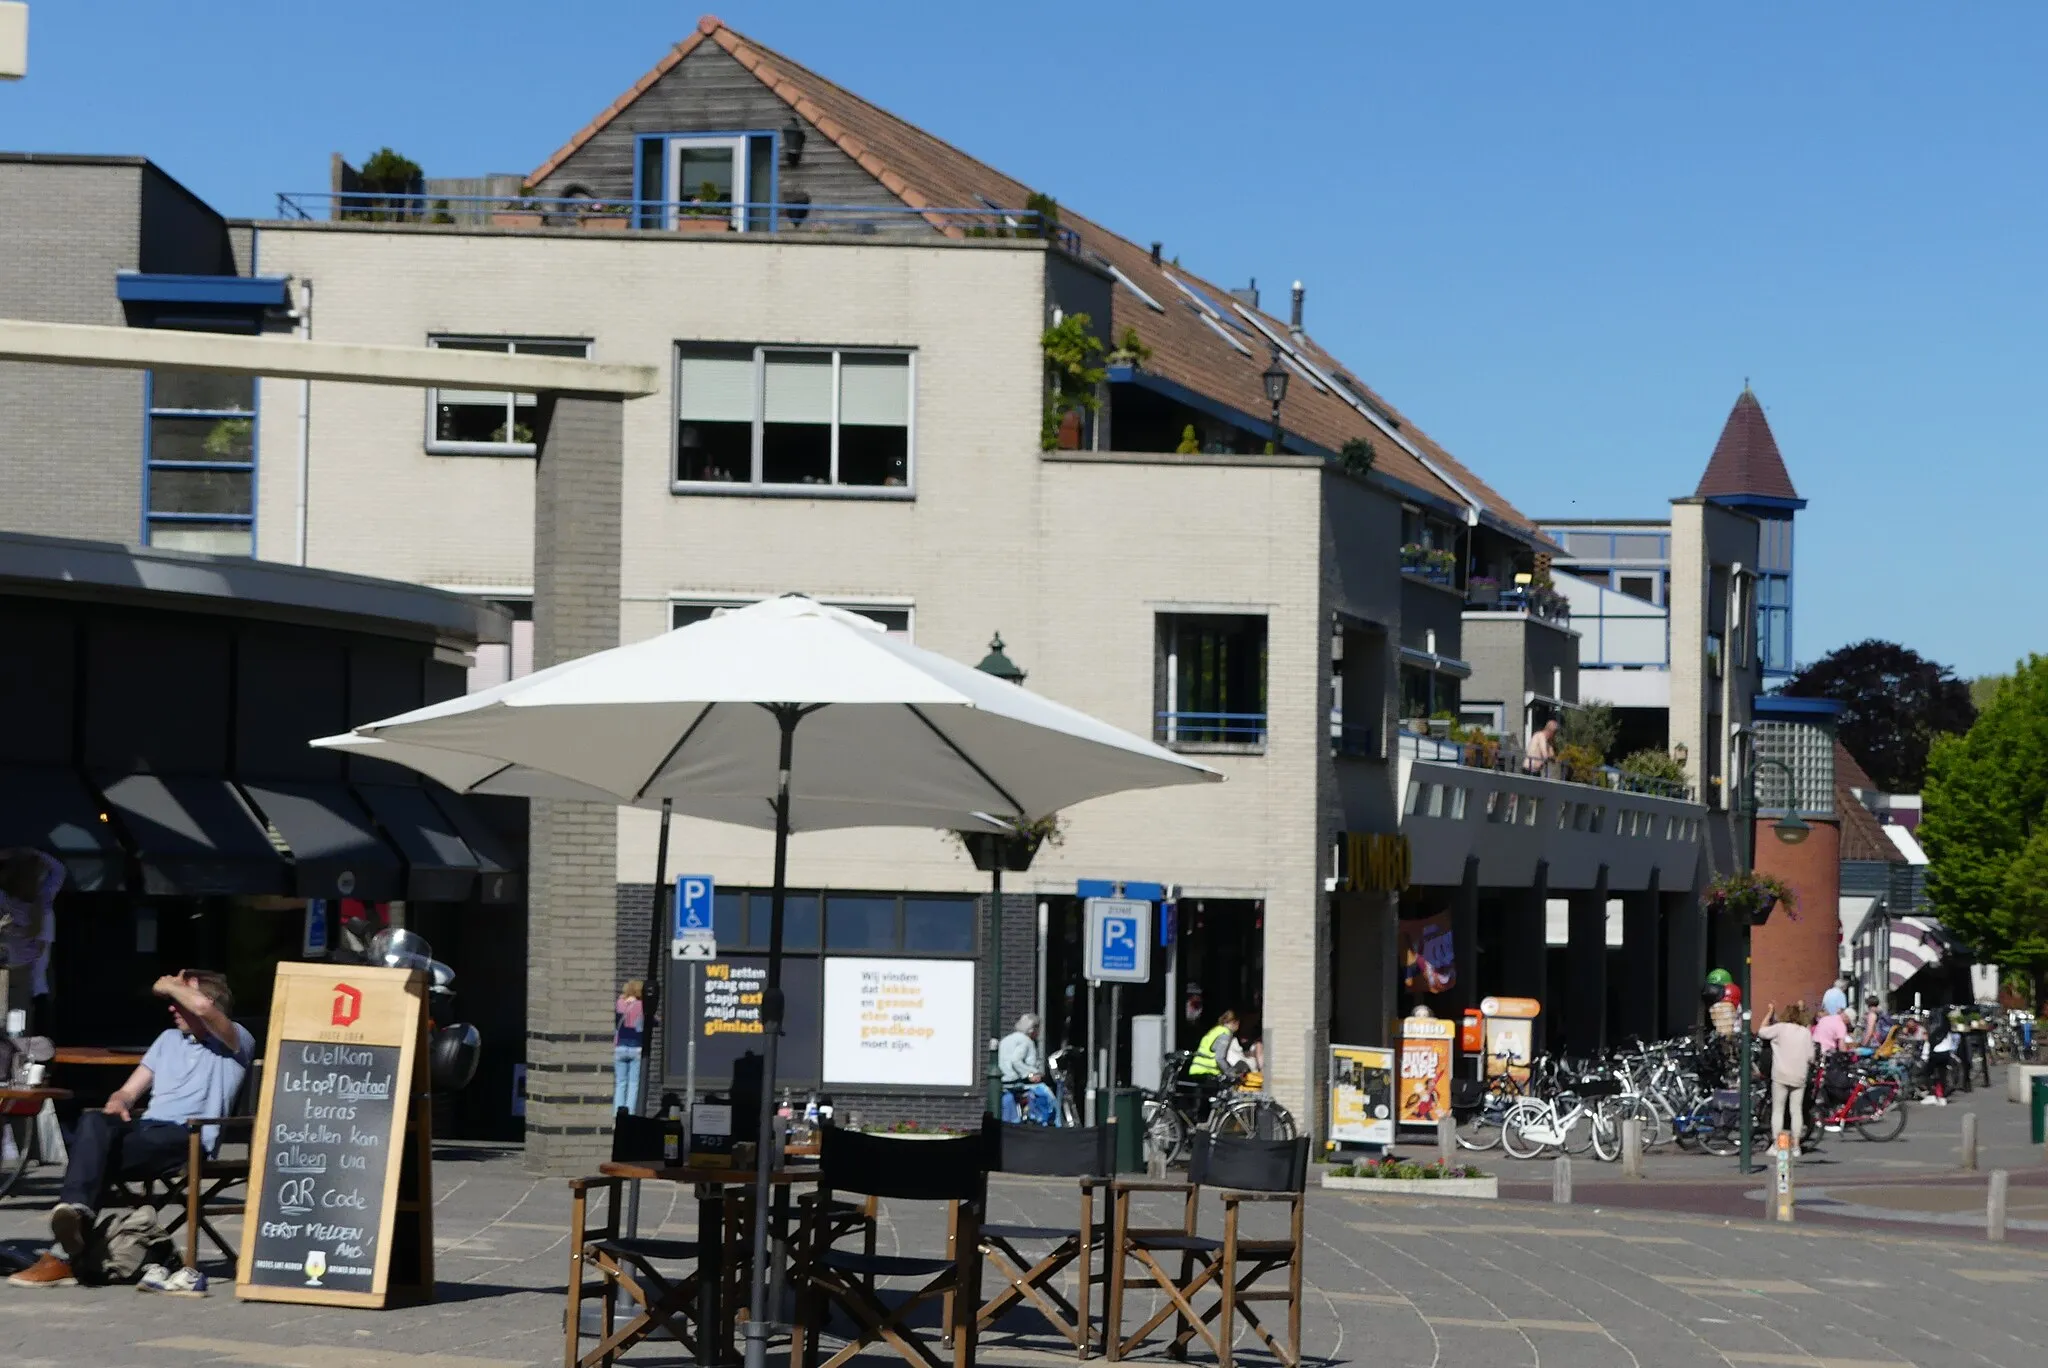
[{"left": 1750, "top": 819, "right": 1841, "bottom": 1014}]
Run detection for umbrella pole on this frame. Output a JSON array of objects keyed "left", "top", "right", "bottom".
[
  {"left": 626, "top": 798, "right": 673, "bottom": 1239},
  {"left": 743, "top": 706, "right": 799, "bottom": 1368}
]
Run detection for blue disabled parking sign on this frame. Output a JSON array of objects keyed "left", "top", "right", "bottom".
[
  {"left": 673, "top": 875, "right": 717, "bottom": 960},
  {"left": 1085, "top": 897, "right": 1151, "bottom": 983}
]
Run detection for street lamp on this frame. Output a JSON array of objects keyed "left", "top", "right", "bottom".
[
  {"left": 1262, "top": 347, "right": 1290, "bottom": 452},
  {"left": 1735, "top": 754, "right": 1808, "bottom": 1174},
  {"left": 970, "top": 634, "right": 1029, "bottom": 1117}
]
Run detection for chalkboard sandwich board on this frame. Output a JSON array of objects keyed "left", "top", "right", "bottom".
[{"left": 237, "top": 962, "right": 434, "bottom": 1307}]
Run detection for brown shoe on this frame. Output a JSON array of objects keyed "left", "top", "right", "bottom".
[{"left": 7, "top": 1252, "right": 78, "bottom": 1288}]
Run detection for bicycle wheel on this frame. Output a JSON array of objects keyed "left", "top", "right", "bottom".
[
  {"left": 1698, "top": 1120, "right": 1740, "bottom": 1157},
  {"left": 1610, "top": 1095, "right": 1665, "bottom": 1149},
  {"left": 1558, "top": 1104, "right": 1597, "bottom": 1155},
  {"left": 1143, "top": 1100, "right": 1187, "bottom": 1166},
  {"left": 1856, "top": 1096, "right": 1907, "bottom": 1143},
  {"left": 1500, "top": 1102, "right": 1549, "bottom": 1159},
  {"left": 0, "top": 1113, "right": 34, "bottom": 1199},
  {"left": 1060, "top": 1090, "right": 1081, "bottom": 1129},
  {"left": 1456, "top": 1099, "right": 1506, "bottom": 1152},
  {"left": 1210, "top": 1095, "right": 1293, "bottom": 1140},
  {"left": 1589, "top": 1105, "right": 1624, "bottom": 1162}
]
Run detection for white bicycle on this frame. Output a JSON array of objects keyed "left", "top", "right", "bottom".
[{"left": 1500, "top": 1077, "right": 1624, "bottom": 1162}]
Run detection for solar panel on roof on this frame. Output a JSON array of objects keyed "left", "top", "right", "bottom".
[{"left": 1165, "top": 274, "right": 1252, "bottom": 333}]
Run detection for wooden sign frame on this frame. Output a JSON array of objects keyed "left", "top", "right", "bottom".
[{"left": 236, "top": 962, "right": 435, "bottom": 1307}]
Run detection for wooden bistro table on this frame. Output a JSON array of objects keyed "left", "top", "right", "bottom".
[
  {"left": 581, "top": 1161, "right": 819, "bottom": 1367},
  {"left": 51, "top": 1047, "right": 148, "bottom": 1069}
]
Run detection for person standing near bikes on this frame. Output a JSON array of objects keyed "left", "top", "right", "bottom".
[
  {"left": 1757, "top": 1003, "right": 1816, "bottom": 1157},
  {"left": 997, "top": 1013, "right": 1058, "bottom": 1124},
  {"left": 1191, "top": 1009, "right": 1251, "bottom": 1082}
]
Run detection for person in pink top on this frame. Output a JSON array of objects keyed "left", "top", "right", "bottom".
[
  {"left": 1811, "top": 1007, "right": 1851, "bottom": 1055},
  {"left": 1756, "top": 1003, "right": 1816, "bottom": 1156}
]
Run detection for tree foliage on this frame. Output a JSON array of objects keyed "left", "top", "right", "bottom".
[
  {"left": 1783, "top": 639, "right": 1974, "bottom": 792},
  {"left": 1921, "top": 655, "right": 2048, "bottom": 981},
  {"left": 1559, "top": 701, "right": 1618, "bottom": 761}
]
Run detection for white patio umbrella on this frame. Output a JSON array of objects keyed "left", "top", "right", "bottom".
[{"left": 311, "top": 593, "right": 1219, "bottom": 1363}]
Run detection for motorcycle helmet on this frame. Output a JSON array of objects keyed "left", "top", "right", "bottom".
[
  {"left": 1706, "top": 968, "right": 1733, "bottom": 987},
  {"left": 430, "top": 1022, "right": 482, "bottom": 1091}
]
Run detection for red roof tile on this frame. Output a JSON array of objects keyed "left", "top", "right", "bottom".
[
  {"left": 529, "top": 18, "right": 1546, "bottom": 533},
  {"left": 1695, "top": 389, "right": 1799, "bottom": 501}
]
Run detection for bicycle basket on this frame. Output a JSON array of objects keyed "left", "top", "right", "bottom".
[
  {"left": 1571, "top": 1077, "right": 1623, "bottom": 1100},
  {"left": 1241, "top": 1070, "right": 1265, "bottom": 1091},
  {"left": 1450, "top": 1078, "right": 1486, "bottom": 1110}
]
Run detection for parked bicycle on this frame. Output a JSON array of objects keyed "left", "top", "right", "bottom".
[{"left": 1141, "top": 1049, "right": 1295, "bottom": 1165}]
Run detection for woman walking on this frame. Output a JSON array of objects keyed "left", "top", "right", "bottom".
[{"left": 614, "top": 979, "right": 645, "bottom": 1114}]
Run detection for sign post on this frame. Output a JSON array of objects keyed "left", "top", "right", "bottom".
[
  {"left": 671, "top": 875, "right": 717, "bottom": 1116},
  {"left": 1085, "top": 897, "right": 1151, "bottom": 1104},
  {"left": 238, "top": 962, "right": 432, "bottom": 1308}
]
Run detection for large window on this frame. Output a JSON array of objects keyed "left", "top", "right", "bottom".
[
  {"left": 675, "top": 345, "right": 914, "bottom": 492},
  {"left": 635, "top": 133, "right": 778, "bottom": 231},
  {"left": 710, "top": 889, "right": 976, "bottom": 956},
  {"left": 1157, "top": 613, "right": 1268, "bottom": 749},
  {"left": 427, "top": 336, "right": 593, "bottom": 455},
  {"left": 671, "top": 598, "right": 911, "bottom": 637},
  {"left": 145, "top": 369, "right": 255, "bottom": 555}
]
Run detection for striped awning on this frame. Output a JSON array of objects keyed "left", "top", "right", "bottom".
[{"left": 1889, "top": 915, "right": 1948, "bottom": 989}]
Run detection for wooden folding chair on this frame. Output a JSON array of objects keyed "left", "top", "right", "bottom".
[
  {"left": 1105, "top": 1133, "right": 1308, "bottom": 1368},
  {"left": 111, "top": 1060, "right": 262, "bottom": 1270},
  {"left": 793, "top": 1127, "right": 988, "bottom": 1368},
  {"left": 977, "top": 1118, "right": 1112, "bottom": 1359},
  {"left": 564, "top": 1174, "right": 704, "bottom": 1368}
]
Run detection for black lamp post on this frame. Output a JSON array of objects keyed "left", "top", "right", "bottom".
[
  {"left": 1735, "top": 754, "right": 1811, "bottom": 1175},
  {"left": 970, "top": 634, "right": 1029, "bottom": 1116},
  {"left": 1262, "top": 347, "right": 1290, "bottom": 452}
]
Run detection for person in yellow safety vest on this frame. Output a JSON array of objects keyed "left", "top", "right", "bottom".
[{"left": 1189, "top": 1010, "right": 1246, "bottom": 1079}]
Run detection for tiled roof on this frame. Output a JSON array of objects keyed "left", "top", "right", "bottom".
[
  {"left": 1695, "top": 389, "right": 1799, "bottom": 502},
  {"left": 1834, "top": 740, "right": 1900, "bottom": 863},
  {"left": 529, "top": 16, "right": 1545, "bottom": 536}
]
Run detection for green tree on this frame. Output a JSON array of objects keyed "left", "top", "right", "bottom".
[
  {"left": 1921, "top": 654, "right": 2048, "bottom": 996},
  {"left": 1559, "top": 701, "right": 1618, "bottom": 761}
]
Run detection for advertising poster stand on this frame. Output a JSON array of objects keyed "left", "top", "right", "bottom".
[{"left": 1326, "top": 1044, "right": 1396, "bottom": 1158}]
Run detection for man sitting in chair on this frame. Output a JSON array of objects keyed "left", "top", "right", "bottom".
[
  {"left": 9, "top": 970, "right": 253, "bottom": 1289},
  {"left": 997, "top": 1013, "right": 1058, "bottom": 1124}
]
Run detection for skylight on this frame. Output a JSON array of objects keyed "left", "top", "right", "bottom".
[
  {"left": 1166, "top": 273, "right": 1252, "bottom": 334},
  {"left": 1195, "top": 311, "right": 1253, "bottom": 357},
  {"left": 1105, "top": 262, "right": 1165, "bottom": 312}
]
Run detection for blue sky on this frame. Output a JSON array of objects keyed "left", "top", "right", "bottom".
[{"left": 5, "top": 3, "right": 2039, "bottom": 677}]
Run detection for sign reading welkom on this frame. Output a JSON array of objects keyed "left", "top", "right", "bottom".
[{"left": 237, "top": 962, "right": 433, "bottom": 1308}]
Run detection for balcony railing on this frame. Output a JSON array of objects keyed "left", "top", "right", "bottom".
[
  {"left": 1159, "top": 711, "right": 1267, "bottom": 747},
  {"left": 1399, "top": 729, "right": 1692, "bottom": 800},
  {"left": 1465, "top": 584, "right": 1572, "bottom": 625},
  {"left": 273, "top": 192, "right": 1082, "bottom": 251}
]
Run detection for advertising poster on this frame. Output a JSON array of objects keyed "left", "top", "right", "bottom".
[
  {"left": 1399, "top": 913, "right": 1456, "bottom": 995},
  {"left": 1396, "top": 1017, "right": 1456, "bottom": 1126},
  {"left": 822, "top": 957, "right": 976, "bottom": 1087},
  {"left": 666, "top": 956, "right": 823, "bottom": 1086},
  {"left": 1328, "top": 1044, "right": 1395, "bottom": 1146},
  {"left": 1479, "top": 996, "right": 1541, "bottom": 1081}
]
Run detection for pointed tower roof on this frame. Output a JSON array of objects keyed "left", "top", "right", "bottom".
[{"left": 1695, "top": 389, "right": 1802, "bottom": 504}]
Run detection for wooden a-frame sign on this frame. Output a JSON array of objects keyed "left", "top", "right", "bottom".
[{"left": 236, "top": 962, "right": 435, "bottom": 1307}]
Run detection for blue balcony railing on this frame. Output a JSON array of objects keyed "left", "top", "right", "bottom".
[
  {"left": 1399, "top": 729, "right": 1694, "bottom": 800},
  {"left": 273, "top": 191, "right": 1083, "bottom": 251},
  {"left": 1159, "top": 711, "right": 1267, "bottom": 746}
]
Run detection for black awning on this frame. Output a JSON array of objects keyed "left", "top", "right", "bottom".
[
  {"left": 0, "top": 766, "right": 126, "bottom": 892},
  {"left": 353, "top": 783, "right": 478, "bottom": 902},
  {"left": 95, "top": 773, "right": 290, "bottom": 896},
  {"left": 427, "top": 788, "right": 523, "bottom": 905},
  {"left": 239, "top": 781, "right": 404, "bottom": 902}
]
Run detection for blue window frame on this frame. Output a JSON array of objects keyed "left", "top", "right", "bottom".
[
  {"left": 630, "top": 131, "right": 780, "bottom": 231},
  {"left": 710, "top": 888, "right": 977, "bottom": 957},
  {"left": 143, "top": 368, "right": 256, "bottom": 555}
]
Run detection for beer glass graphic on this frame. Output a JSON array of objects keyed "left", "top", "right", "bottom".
[{"left": 304, "top": 1250, "right": 328, "bottom": 1285}]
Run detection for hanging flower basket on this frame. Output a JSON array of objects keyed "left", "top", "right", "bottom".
[
  {"left": 1704, "top": 871, "right": 1798, "bottom": 925},
  {"left": 952, "top": 813, "right": 1064, "bottom": 873}
]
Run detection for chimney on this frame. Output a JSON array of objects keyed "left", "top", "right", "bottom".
[
  {"left": 1150, "top": 242, "right": 1162, "bottom": 266},
  {"left": 1290, "top": 281, "right": 1305, "bottom": 339},
  {"left": 1229, "top": 278, "right": 1259, "bottom": 310}
]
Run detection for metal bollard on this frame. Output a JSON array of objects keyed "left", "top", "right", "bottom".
[
  {"left": 1961, "top": 1111, "right": 1979, "bottom": 1172},
  {"left": 1621, "top": 1117, "right": 1644, "bottom": 1179},
  {"left": 1773, "top": 1132, "right": 1795, "bottom": 1222},
  {"left": 1552, "top": 1154, "right": 1572, "bottom": 1204},
  {"left": 1437, "top": 1114, "right": 1456, "bottom": 1167},
  {"left": 1988, "top": 1169, "right": 2009, "bottom": 1242}
]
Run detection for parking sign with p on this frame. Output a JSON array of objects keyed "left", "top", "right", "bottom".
[
  {"left": 1085, "top": 897, "right": 1151, "bottom": 983},
  {"left": 673, "top": 874, "right": 717, "bottom": 960}
]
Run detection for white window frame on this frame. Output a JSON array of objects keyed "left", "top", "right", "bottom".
[
  {"left": 426, "top": 336, "right": 593, "bottom": 456},
  {"left": 665, "top": 135, "right": 750, "bottom": 231},
  {"left": 672, "top": 344, "right": 917, "bottom": 497},
  {"left": 669, "top": 595, "right": 914, "bottom": 638}
]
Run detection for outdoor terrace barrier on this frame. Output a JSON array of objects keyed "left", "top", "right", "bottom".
[
  {"left": 273, "top": 192, "right": 1082, "bottom": 251},
  {"left": 1398, "top": 729, "right": 1692, "bottom": 801}
]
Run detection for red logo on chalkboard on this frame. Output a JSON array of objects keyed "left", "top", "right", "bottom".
[{"left": 331, "top": 983, "right": 362, "bottom": 1027}]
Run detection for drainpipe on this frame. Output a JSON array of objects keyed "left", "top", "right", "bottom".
[{"left": 294, "top": 278, "right": 314, "bottom": 565}]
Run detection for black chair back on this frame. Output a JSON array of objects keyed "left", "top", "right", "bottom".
[
  {"left": 819, "top": 1127, "right": 989, "bottom": 1202},
  {"left": 611, "top": 1109, "right": 669, "bottom": 1163},
  {"left": 1188, "top": 1133, "right": 1309, "bottom": 1193},
  {"left": 982, "top": 1117, "right": 1111, "bottom": 1177}
]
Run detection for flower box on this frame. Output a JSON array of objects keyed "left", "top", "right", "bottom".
[
  {"left": 581, "top": 216, "right": 630, "bottom": 231},
  {"left": 490, "top": 211, "right": 544, "bottom": 228},
  {"left": 1319, "top": 1172, "right": 1498, "bottom": 1199},
  {"left": 676, "top": 217, "right": 733, "bottom": 234}
]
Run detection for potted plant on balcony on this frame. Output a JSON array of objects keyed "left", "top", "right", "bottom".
[
  {"left": 1424, "top": 548, "right": 1458, "bottom": 584},
  {"left": 1040, "top": 312, "right": 1105, "bottom": 451},
  {"left": 1467, "top": 575, "right": 1500, "bottom": 608},
  {"left": 492, "top": 195, "right": 544, "bottom": 229},
  {"left": 1705, "top": 871, "right": 1798, "bottom": 925},
  {"left": 580, "top": 199, "right": 631, "bottom": 231},
  {"left": 1104, "top": 325, "right": 1153, "bottom": 370},
  {"left": 1401, "top": 543, "right": 1426, "bottom": 572},
  {"left": 678, "top": 180, "right": 733, "bottom": 233}
]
